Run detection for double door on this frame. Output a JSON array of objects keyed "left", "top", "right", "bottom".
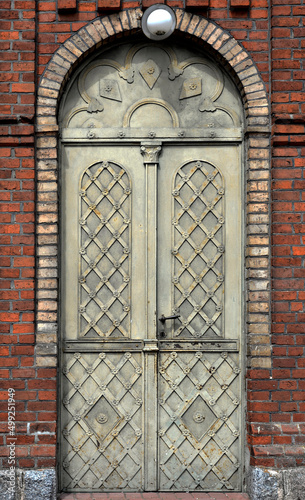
[{"left": 60, "top": 142, "right": 243, "bottom": 492}]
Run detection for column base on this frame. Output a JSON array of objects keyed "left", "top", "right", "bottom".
[
  {"left": 0, "top": 468, "right": 56, "bottom": 500},
  {"left": 246, "top": 466, "right": 305, "bottom": 500}
]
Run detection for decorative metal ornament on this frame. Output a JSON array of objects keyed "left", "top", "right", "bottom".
[
  {"left": 87, "top": 97, "right": 104, "bottom": 113},
  {"left": 139, "top": 59, "right": 161, "bottom": 89},
  {"left": 199, "top": 96, "right": 217, "bottom": 112},
  {"left": 99, "top": 79, "right": 122, "bottom": 102},
  {"left": 172, "top": 159, "right": 225, "bottom": 338},
  {"left": 140, "top": 145, "right": 162, "bottom": 163},
  {"left": 96, "top": 413, "right": 108, "bottom": 424},
  {"left": 179, "top": 77, "right": 202, "bottom": 100},
  {"left": 79, "top": 161, "right": 131, "bottom": 338}
]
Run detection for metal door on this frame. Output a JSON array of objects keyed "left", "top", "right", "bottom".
[
  {"left": 60, "top": 141, "right": 242, "bottom": 493},
  {"left": 156, "top": 145, "right": 242, "bottom": 491},
  {"left": 59, "top": 40, "right": 244, "bottom": 493}
]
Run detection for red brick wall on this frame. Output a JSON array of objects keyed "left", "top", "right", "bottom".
[
  {"left": 0, "top": 0, "right": 37, "bottom": 467},
  {"left": 248, "top": 0, "right": 305, "bottom": 469},
  {"left": 0, "top": 0, "right": 304, "bottom": 473}
]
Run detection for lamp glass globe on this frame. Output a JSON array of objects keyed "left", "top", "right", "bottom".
[{"left": 146, "top": 9, "right": 173, "bottom": 36}]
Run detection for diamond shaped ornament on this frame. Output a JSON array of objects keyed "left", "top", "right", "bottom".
[
  {"left": 99, "top": 79, "right": 122, "bottom": 102},
  {"left": 181, "top": 395, "right": 216, "bottom": 441},
  {"left": 139, "top": 59, "right": 161, "bottom": 89},
  {"left": 84, "top": 395, "right": 123, "bottom": 441},
  {"left": 179, "top": 77, "right": 202, "bottom": 100}
]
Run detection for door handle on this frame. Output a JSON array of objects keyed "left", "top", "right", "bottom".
[{"left": 159, "top": 314, "right": 180, "bottom": 325}]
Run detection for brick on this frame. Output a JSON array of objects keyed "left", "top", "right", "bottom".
[
  {"left": 98, "top": 0, "right": 121, "bottom": 10},
  {"left": 186, "top": 0, "right": 209, "bottom": 8},
  {"left": 58, "top": 0, "right": 76, "bottom": 10},
  {"left": 30, "top": 445, "right": 56, "bottom": 457}
]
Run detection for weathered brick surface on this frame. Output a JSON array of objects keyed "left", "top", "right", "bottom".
[{"left": 0, "top": 0, "right": 304, "bottom": 480}]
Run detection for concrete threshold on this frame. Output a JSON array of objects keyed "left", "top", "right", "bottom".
[{"left": 58, "top": 493, "right": 250, "bottom": 500}]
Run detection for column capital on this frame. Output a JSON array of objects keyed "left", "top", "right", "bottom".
[{"left": 140, "top": 142, "right": 162, "bottom": 164}]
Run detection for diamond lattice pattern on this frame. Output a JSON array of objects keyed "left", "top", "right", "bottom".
[
  {"left": 79, "top": 161, "right": 131, "bottom": 338},
  {"left": 61, "top": 352, "right": 143, "bottom": 491},
  {"left": 172, "top": 160, "right": 225, "bottom": 338},
  {"left": 159, "top": 351, "right": 241, "bottom": 491}
]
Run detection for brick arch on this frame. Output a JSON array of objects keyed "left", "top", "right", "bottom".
[
  {"left": 36, "top": 8, "right": 269, "bottom": 132},
  {"left": 35, "top": 8, "right": 271, "bottom": 407}
]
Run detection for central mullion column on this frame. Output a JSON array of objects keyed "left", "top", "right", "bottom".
[
  {"left": 141, "top": 142, "right": 162, "bottom": 491},
  {"left": 141, "top": 142, "right": 162, "bottom": 339}
]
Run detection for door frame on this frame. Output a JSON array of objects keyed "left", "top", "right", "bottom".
[{"left": 34, "top": 9, "right": 271, "bottom": 494}]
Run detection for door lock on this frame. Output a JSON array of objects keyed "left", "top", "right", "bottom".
[{"left": 158, "top": 313, "right": 180, "bottom": 338}]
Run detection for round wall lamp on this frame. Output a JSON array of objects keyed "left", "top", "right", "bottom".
[{"left": 141, "top": 4, "right": 177, "bottom": 41}]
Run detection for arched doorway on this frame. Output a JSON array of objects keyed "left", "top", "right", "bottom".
[{"left": 58, "top": 39, "right": 244, "bottom": 493}]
